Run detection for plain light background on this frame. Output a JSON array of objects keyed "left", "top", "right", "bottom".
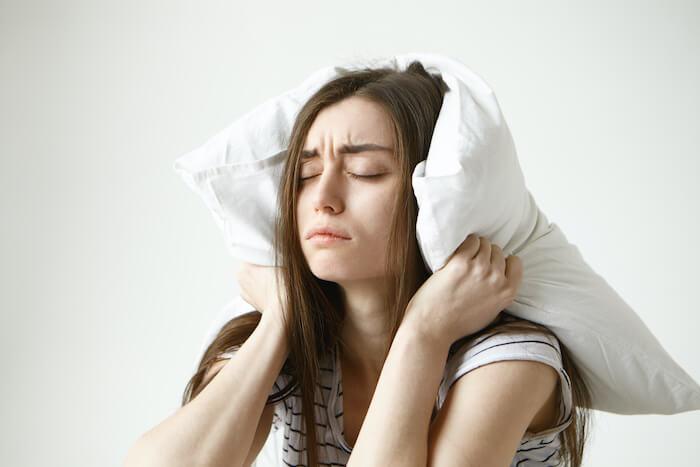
[{"left": 1, "top": 1, "right": 698, "bottom": 466}]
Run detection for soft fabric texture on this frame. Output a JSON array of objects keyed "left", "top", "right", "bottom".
[
  {"left": 176, "top": 52, "right": 700, "bottom": 415},
  {"left": 214, "top": 305, "right": 573, "bottom": 467}
]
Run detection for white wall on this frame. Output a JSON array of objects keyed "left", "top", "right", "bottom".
[{"left": 1, "top": 0, "right": 698, "bottom": 465}]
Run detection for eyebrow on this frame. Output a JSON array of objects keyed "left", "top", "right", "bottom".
[{"left": 301, "top": 143, "right": 393, "bottom": 159}]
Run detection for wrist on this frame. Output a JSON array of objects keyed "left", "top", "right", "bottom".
[
  {"left": 258, "top": 311, "right": 289, "bottom": 352},
  {"left": 397, "top": 313, "right": 452, "bottom": 356}
]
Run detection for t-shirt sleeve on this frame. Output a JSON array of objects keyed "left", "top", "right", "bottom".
[
  {"left": 219, "top": 349, "right": 289, "bottom": 432},
  {"left": 437, "top": 328, "right": 574, "bottom": 441}
]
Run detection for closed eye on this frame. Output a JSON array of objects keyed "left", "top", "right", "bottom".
[
  {"left": 348, "top": 173, "right": 384, "bottom": 180},
  {"left": 299, "top": 173, "right": 385, "bottom": 181}
]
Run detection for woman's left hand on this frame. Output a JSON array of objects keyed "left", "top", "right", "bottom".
[
  {"left": 235, "top": 262, "right": 290, "bottom": 327},
  {"left": 402, "top": 234, "right": 523, "bottom": 346}
]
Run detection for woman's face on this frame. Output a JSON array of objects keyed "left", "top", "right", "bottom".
[{"left": 296, "top": 96, "right": 400, "bottom": 283}]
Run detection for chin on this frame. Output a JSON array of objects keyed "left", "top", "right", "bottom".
[
  {"left": 305, "top": 256, "right": 354, "bottom": 281},
  {"left": 309, "top": 265, "right": 349, "bottom": 283}
]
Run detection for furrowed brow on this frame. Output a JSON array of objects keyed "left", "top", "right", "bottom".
[{"left": 301, "top": 143, "right": 393, "bottom": 159}]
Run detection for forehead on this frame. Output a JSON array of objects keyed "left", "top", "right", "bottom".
[{"left": 304, "top": 96, "right": 394, "bottom": 150}]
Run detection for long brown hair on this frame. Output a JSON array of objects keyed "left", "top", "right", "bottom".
[{"left": 182, "top": 61, "right": 593, "bottom": 466}]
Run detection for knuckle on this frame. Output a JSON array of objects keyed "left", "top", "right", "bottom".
[
  {"left": 452, "top": 256, "right": 469, "bottom": 274},
  {"left": 468, "top": 259, "right": 483, "bottom": 274},
  {"left": 488, "top": 274, "right": 502, "bottom": 288}
]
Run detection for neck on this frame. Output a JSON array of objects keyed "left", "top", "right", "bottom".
[{"left": 337, "top": 279, "right": 392, "bottom": 384}]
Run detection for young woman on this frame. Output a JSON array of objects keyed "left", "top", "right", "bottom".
[{"left": 125, "top": 62, "right": 592, "bottom": 467}]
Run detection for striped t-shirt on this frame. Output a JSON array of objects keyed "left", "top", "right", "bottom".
[{"left": 224, "top": 323, "right": 574, "bottom": 467}]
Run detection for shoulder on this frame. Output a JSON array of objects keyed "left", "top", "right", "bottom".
[
  {"left": 437, "top": 318, "right": 573, "bottom": 437},
  {"left": 426, "top": 321, "right": 574, "bottom": 465},
  {"left": 428, "top": 351, "right": 565, "bottom": 466},
  {"left": 440, "top": 323, "right": 564, "bottom": 393}
]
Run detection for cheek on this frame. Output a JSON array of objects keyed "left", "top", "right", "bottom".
[
  {"left": 361, "top": 183, "right": 395, "bottom": 217},
  {"left": 351, "top": 190, "right": 395, "bottom": 246}
]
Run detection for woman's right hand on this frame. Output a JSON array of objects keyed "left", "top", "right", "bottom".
[
  {"left": 403, "top": 234, "right": 523, "bottom": 347},
  {"left": 236, "top": 262, "right": 291, "bottom": 331}
]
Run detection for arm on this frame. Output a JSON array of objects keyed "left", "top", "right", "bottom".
[
  {"left": 345, "top": 319, "right": 559, "bottom": 467},
  {"left": 426, "top": 359, "right": 559, "bottom": 467},
  {"left": 201, "top": 359, "right": 277, "bottom": 467},
  {"left": 347, "top": 236, "right": 536, "bottom": 466},
  {"left": 346, "top": 323, "right": 451, "bottom": 467},
  {"left": 123, "top": 313, "right": 288, "bottom": 467}
]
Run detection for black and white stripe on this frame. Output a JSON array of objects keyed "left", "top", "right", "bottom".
[{"left": 250, "top": 326, "right": 573, "bottom": 466}]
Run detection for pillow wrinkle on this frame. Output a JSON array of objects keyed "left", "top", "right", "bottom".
[{"left": 177, "top": 52, "right": 700, "bottom": 415}]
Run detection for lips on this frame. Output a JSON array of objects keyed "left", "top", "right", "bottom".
[{"left": 306, "top": 226, "right": 351, "bottom": 240}]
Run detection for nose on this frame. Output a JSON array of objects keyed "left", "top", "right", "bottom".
[{"left": 310, "top": 165, "right": 345, "bottom": 214}]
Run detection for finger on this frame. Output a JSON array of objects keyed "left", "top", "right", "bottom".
[
  {"left": 459, "top": 233, "right": 481, "bottom": 259},
  {"left": 237, "top": 261, "right": 252, "bottom": 276},
  {"left": 490, "top": 244, "right": 506, "bottom": 274},
  {"left": 240, "top": 290, "right": 254, "bottom": 308},
  {"left": 235, "top": 265, "right": 246, "bottom": 283},
  {"left": 446, "top": 234, "right": 479, "bottom": 265},
  {"left": 475, "top": 236, "right": 492, "bottom": 267},
  {"left": 504, "top": 255, "right": 523, "bottom": 290}
]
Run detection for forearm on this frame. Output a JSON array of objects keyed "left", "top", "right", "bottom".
[
  {"left": 346, "top": 320, "right": 451, "bottom": 467},
  {"left": 124, "top": 313, "right": 289, "bottom": 467}
]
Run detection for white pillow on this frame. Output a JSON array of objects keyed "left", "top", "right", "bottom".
[{"left": 175, "top": 52, "right": 700, "bottom": 415}]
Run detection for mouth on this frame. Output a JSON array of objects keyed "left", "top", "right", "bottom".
[
  {"left": 308, "top": 233, "right": 352, "bottom": 245},
  {"left": 306, "top": 226, "right": 352, "bottom": 240}
]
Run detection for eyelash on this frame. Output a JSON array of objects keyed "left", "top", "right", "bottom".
[
  {"left": 300, "top": 173, "right": 384, "bottom": 181},
  {"left": 349, "top": 173, "right": 383, "bottom": 180}
]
